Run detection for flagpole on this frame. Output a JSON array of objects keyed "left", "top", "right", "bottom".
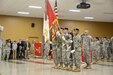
[
  {"left": 54, "top": 0, "right": 61, "bottom": 31},
  {"left": 43, "top": 0, "right": 51, "bottom": 63},
  {"left": 42, "top": 0, "right": 47, "bottom": 63}
]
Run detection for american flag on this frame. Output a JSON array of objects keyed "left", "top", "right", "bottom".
[{"left": 54, "top": 0, "right": 58, "bottom": 18}]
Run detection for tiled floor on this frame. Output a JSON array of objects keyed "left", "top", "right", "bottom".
[{"left": 0, "top": 60, "right": 113, "bottom": 75}]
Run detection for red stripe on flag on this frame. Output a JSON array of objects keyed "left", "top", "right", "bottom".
[{"left": 46, "top": 0, "right": 56, "bottom": 29}]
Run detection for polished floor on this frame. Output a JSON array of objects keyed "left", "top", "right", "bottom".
[{"left": 0, "top": 59, "right": 113, "bottom": 75}]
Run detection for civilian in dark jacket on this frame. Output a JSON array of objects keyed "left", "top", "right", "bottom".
[
  {"left": 17, "top": 39, "right": 22, "bottom": 59},
  {"left": 25, "top": 39, "right": 31, "bottom": 59},
  {"left": 20, "top": 40, "right": 26, "bottom": 59}
]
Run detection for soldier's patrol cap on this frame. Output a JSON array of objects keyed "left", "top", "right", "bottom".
[
  {"left": 74, "top": 28, "right": 79, "bottom": 31},
  {"left": 64, "top": 28, "right": 68, "bottom": 30},
  {"left": 61, "top": 27, "right": 64, "bottom": 30}
]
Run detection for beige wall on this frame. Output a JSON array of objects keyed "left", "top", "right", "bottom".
[
  {"left": 0, "top": 15, "right": 43, "bottom": 41},
  {"left": 0, "top": 15, "right": 113, "bottom": 42},
  {"left": 59, "top": 20, "right": 113, "bottom": 38}
]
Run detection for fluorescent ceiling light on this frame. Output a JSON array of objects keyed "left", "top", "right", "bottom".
[
  {"left": 17, "top": 12, "right": 30, "bottom": 15},
  {"left": 69, "top": 9, "right": 80, "bottom": 12},
  {"left": 29, "top": 6, "right": 42, "bottom": 9},
  {"left": 84, "top": 17, "right": 94, "bottom": 19}
]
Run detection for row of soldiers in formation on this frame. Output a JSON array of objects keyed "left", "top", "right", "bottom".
[{"left": 50, "top": 28, "right": 113, "bottom": 72}]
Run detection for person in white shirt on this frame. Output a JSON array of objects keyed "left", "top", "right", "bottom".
[{"left": 12, "top": 41, "right": 17, "bottom": 60}]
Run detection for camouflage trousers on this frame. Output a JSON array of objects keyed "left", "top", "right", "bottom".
[
  {"left": 102, "top": 49, "right": 108, "bottom": 59},
  {"left": 52, "top": 43, "right": 62, "bottom": 65},
  {"left": 92, "top": 50, "right": 98, "bottom": 61},
  {"left": 107, "top": 47, "right": 112, "bottom": 60},
  {"left": 73, "top": 47, "right": 81, "bottom": 68},
  {"left": 0, "top": 48, "right": 2, "bottom": 61},
  {"left": 84, "top": 50, "right": 91, "bottom": 66},
  {"left": 62, "top": 50, "right": 70, "bottom": 67},
  {"left": 92, "top": 48, "right": 100, "bottom": 61}
]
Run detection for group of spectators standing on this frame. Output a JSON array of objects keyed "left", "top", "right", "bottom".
[{"left": 0, "top": 39, "right": 31, "bottom": 61}]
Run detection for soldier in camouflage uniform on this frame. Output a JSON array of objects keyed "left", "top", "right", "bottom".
[
  {"left": 81, "top": 30, "right": 92, "bottom": 69},
  {"left": 107, "top": 39, "right": 112, "bottom": 61},
  {"left": 99, "top": 38, "right": 104, "bottom": 60},
  {"left": 0, "top": 38, "right": 3, "bottom": 62},
  {"left": 43, "top": 40, "right": 50, "bottom": 60},
  {"left": 102, "top": 37, "right": 109, "bottom": 60},
  {"left": 111, "top": 37, "right": 113, "bottom": 61},
  {"left": 61, "top": 28, "right": 72, "bottom": 70},
  {"left": 92, "top": 37, "right": 101, "bottom": 63},
  {"left": 52, "top": 28, "right": 64, "bottom": 69},
  {"left": 72, "top": 28, "right": 81, "bottom": 72},
  {"left": 68, "top": 31, "right": 74, "bottom": 71},
  {"left": 56, "top": 28, "right": 64, "bottom": 69},
  {"left": 3, "top": 40, "right": 11, "bottom": 61},
  {"left": 52, "top": 41, "right": 58, "bottom": 68}
]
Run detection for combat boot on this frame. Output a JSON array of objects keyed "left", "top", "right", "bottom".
[
  {"left": 58, "top": 65, "right": 63, "bottom": 69},
  {"left": 93, "top": 61, "right": 98, "bottom": 64},
  {"left": 63, "top": 66, "right": 68, "bottom": 70},
  {"left": 85, "top": 65, "right": 92, "bottom": 69},
  {"left": 55, "top": 66, "right": 58, "bottom": 69},
  {"left": 60, "top": 67, "right": 64, "bottom": 70},
  {"left": 73, "top": 68, "right": 81, "bottom": 72},
  {"left": 67, "top": 67, "right": 73, "bottom": 71},
  {"left": 52, "top": 65, "right": 58, "bottom": 69},
  {"left": 84, "top": 65, "right": 88, "bottom": 69}
]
